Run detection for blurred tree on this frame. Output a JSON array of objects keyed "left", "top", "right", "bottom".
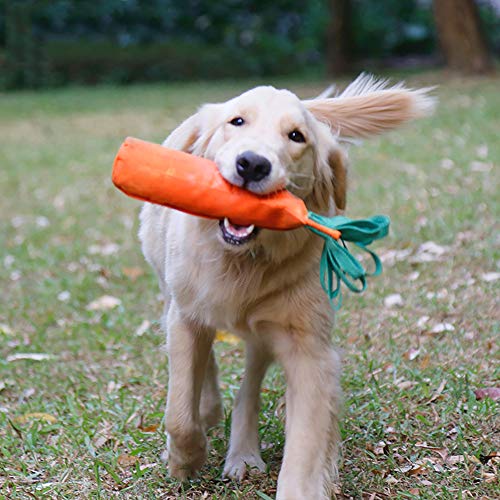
[
  {"left": 3, "top": 1, "right": 43, "bottom": 88},
  {"left": 433, "top": 0, "right": 493, "bottom": 73},
  {"left": 327, "top": 0, "right": 353, "bottom": 75}
]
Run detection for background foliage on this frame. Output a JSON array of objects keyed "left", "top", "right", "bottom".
[{"left": 0, "top": 0, "right": 498, "bottom": 88}]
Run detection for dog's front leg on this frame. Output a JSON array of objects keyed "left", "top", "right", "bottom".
[
  {"left": 270, "top": 328, "right": 341, "bottom": 500},
  {"left": 163, "top": 301, "right": 215, "bottom": 480},
  {"left": 223, "top": 341, "right": 273, "bottom": 480}
]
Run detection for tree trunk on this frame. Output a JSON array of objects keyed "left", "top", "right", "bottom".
[
  {"left": 327, "top": 0, "right": 352, "bottom": 76},
  {"left": 433, "top": 0, "right": 493, "bottom": 74}
]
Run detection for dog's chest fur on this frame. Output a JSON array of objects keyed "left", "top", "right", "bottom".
[{"left": 163, "top": 213, "right": 328, "bottom": 335}]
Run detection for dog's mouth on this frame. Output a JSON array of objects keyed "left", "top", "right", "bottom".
[{"left": 219, "top": 218, "right": 260, "bottom": 245}]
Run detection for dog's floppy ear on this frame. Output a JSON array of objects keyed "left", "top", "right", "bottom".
[
  {"left": 329, "top": 148, "right": 347, "bottom": 212},
  {"left": 310, "top": 145, "right": 348, "bottom": 214},
  {"left": 162, "top": 103, "right": 223, "bottom": 153},
  {"left": 162, "top": 113, "right": 200, "bottom": 152},
  {"left": 304, "top": 74, "right": 436, "bottom": 139}
]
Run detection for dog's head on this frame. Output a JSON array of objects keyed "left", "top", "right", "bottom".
[{"left": 163, "top": 74, "right": 434, "bottom": 251}]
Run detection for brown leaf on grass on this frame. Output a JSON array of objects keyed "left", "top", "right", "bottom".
[
  {"left": 139, "top": 462, "right": 158, "bottom": 472},
  {"left": 122, "top": 267, "right": 145, "bottom": 281},
  {"left": 474, "top": 387, "right": 500, "bottom": 401},
  {"left": 117, "top": 453, "right": 139, "bottom": 467},
  {"left": 373, "top": 441, "right": 389, "bottom": 456},
  {"left": 397, "top": 464, "right": 427, "bottom": 476},
  {"left": 93, "top": 421, "right": 114, "bottom": 449},
  {"left": 14, "top": 412, "right": 57, "bottom": 424},
  {"left": 138, "top": 423, "right": 159, "bottom": 433},
  {"left": 482, "top": 471, "right": 498, "bottom": 483},
  {"left": 446, "top": 455, "right": 465, "bottom": 466},
  {"left": 94, "top": 434, "right": 111, "bottom": 449},
  {"left": 396, "top": 380, "right": 417, "bottom": 390},
  {"left": 427, "top": 379, "right": 447, "bottom": 404},
  {"left": 403, "top": 348, "right": 420, "bottom": 361},
  {"left": 419, "top": 353, "right": 431, "bottom": 370},
  {"left": 479, "top": 452, "right": 499, "bottom": 464}
]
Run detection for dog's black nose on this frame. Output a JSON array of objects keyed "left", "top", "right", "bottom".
[{"left": 236, "top": 151, "right": 271, "bottom": 183}]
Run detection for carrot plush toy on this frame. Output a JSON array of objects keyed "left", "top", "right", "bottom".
[{"left": 112, "top": 137, "right": 390, "bottom": 308}]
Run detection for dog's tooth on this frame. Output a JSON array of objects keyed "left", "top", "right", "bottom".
[{"left": 223, "top": 218, "right": 254, "bottom": 238}]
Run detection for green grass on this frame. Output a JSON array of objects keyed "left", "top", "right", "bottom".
[{"left": 1, "top": 73, "right": 499, "bottom": 499}]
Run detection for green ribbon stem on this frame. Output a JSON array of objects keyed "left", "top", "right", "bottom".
[{"left": 306, "top": 213, "right": 390, "bottom": 309}]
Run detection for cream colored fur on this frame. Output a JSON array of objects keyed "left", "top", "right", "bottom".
[{"left": 138, "top": 74, "right": 434, "bottom": 499}]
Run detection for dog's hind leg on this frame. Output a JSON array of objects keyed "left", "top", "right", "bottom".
[
  {"left": 163, "top": 301, "right": 215, "bottom": 480},
  {"left": 200, "top": 348, "right": 223, "bottom": 431},
  {"left": 223, "top": 341, "right": 273, "bottom": 481}
]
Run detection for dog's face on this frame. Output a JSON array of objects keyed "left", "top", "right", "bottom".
[
  {"left": 207, "top": 87, "right": 317, "bottom": 197},
  {"left": 163, "top": 76, "right": 434, "bottom": 250}
]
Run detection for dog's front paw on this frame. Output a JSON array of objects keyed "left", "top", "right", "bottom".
[
  {"left": 223, "top": 452, "right": 266, "bottom": 481},
  {"left": 163, "top": 432, "right": 207, "bottom": 480}
]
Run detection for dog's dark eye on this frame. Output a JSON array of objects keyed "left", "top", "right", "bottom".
[
  {"left": 229, "top": 117, "right": 245, "bottom": 126},
  {"left": 288, "top": 130, "right": 306, "bottom": 143}
]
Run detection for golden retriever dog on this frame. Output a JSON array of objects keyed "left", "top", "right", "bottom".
[{"left": 138, "top": 74, "right": 434, "bottom": 499}]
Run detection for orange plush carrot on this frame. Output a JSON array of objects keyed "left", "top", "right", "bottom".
[
  {"left": 112, "top": 137, "right": 390, "bottom": 308},
  {"left": 112, "top": 137, "right": 340, "bottom": 239}
]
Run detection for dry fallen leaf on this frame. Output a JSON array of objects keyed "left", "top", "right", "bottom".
[
  {"left": 14, "top": 412, "right": 58, "bottom": 424},
  {"left": 419, "top": 353, "right": 431, "bottom": 370},
  {"left": 470, "top": 161, "right": 492, "bottom": 172},
  {"left": 480, "top": 272, "right": 500, "bottom": 283},
  {"left": 479, "top": 452, "right": 499, "bottom": 464},
  {"left": 94, "top": 434, "right": 112, "bottom": 449},
  {"left": 380, "top": 248, "right": 412, "bottom": 266},
  {"left": 122, "top": 267, "right": 145, "bottom": 281},
  {"left": 417, "top": 315, "right": 430, "bottom": 329},
  {"left": 57, "top": 290, "right": 71, "bottom": 302},
  {"left": 215, "top": 330, "right": 240, "bottom": 345},
  {"left": 447, "top": 455, "right": 465, "bottom": 466},
  {"left": 428, "top": 379, "right": 447, "bottom": 403},
  {"left": 135, "top": 319, "right": 151, "bottom": 337},
  {"left": 384, "top": 293, "right": 404, "bottom": 308},
  {"left": 403, "top": 348, "right": 420, "bottom": 361},
  {"left": 373, "top": 441, "right": 388, "bottom": 456},
  {"left": 6, "top": 353, "right": 53, "bottom": 362},
  {"left": 0, "top": 323, "right": 13, "bottom": 335},
  {"left": 476, "top": 144, "right": 488, "bottom": 159},
  {"left": 86, "top": 295, "right": 121, "bottom": 311},
  {"left": 440, "top": 158, "right": 454, "bottom": 170},
  {"left": 474, "top": 387, "right": 500, "bottom": 401},
  {"left": 397, "top": 380, "right": 417, "bottom": 390},
  {"left": 139, "top": 462, "right": 158, "bottom": 471},
  {"left": 88, "top": 243, "right": 120, "bottom": 256},
  {"left": 430, "top": 322, "right": 455, "bottom": 334},
  {"left": 138, "top": 423, "right": 159, "bottom": 433},
  {"left": 117, "top": 453, "right": 139, "bottom": 467},
  {"left": 410, "top": 241, "right": 449, "bottom": 263}
]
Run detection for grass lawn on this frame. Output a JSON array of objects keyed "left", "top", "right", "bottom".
[{"left": 0, "top": 72, "right": 498, "bottom": 499}]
